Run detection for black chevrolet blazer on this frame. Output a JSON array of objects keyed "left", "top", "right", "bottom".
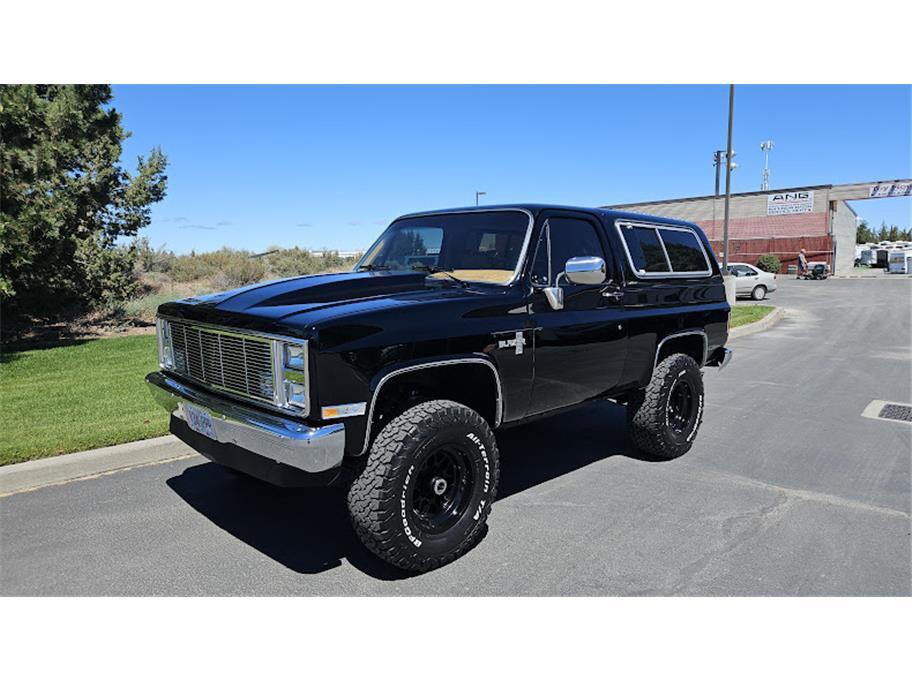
[{"left": 148, "top": 204, "right": 732, "bottom": 571}]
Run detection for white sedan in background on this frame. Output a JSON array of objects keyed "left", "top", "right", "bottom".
[{"left": 726, "top": 262, "right": 778, "bottom": 300}]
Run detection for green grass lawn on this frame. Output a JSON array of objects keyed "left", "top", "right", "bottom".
[
  {"left": 730, "top": 305, "right": 775, "bottom": 328},
  {"left": 1, "top": 334, "right": 168, "bottom": 466}
]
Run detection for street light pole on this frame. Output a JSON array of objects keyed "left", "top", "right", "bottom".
[
  {"left": 475, "top": 191, "right": 486, "bottom": 206},
  {"left": 722, "top": 85, "right": 735, "bottom": 271}
]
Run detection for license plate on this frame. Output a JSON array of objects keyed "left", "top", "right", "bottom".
[{"left": 182, "top": 402, "right": 216, "bottom": 440}]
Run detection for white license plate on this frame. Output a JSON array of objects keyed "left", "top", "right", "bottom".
[{"left": 182, "top": 402, "right": 216, "bottom": 440}]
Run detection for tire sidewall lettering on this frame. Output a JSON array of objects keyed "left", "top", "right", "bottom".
[
  {"left": 400, "top": 464, "right": 422, "bottom": 547},
  {"left": 466, "top": 431, "right": 491, "bottom": 520},
  {"left": 663, "top": 365, "right": 703, "bottom": 444},
  {"left": 400, "top": 425, "right": 493, "bottom": 550}
]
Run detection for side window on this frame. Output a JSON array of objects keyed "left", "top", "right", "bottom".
[
  {"left": 657, "top": 227, "right": 711, "bottom": 273},
  {"left": 618, "top": 222, "right": 711, "bottom": 276},
  {"left": 531, "top": 217, "right": 607, "bottom": 286},
  {"left": 622, "top": 225, "right": 669, "bottom": 273}
]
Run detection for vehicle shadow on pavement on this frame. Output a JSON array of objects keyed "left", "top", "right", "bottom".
[{"left": 166, "top": 400, "right": 658, "bottom": 580}]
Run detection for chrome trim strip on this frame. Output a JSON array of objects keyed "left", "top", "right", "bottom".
[
  {"left": 356, "top": 208, "right": 535, "bottom": 286},
  {"left": 654, "top": 330, "right": 709, "bottom": 369},
  {"left": 146, "top": 372, "right": 344, "bottom": 473},
  {"left": 359, "top": 357, "right": 504, "bottom": 456},
  {"left": 614, "top": 219, "right": 713, "bottom": 279}
]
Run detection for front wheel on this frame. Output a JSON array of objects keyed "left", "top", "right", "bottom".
[
  {"left": 751, "top": 285, "right": 767, "bottom": 300},
  {"left": 627, "top": 352, "right": 705, "bottom": 460},
  {"left": 347, "top": 400, "right": 500, "bottom": 572}
]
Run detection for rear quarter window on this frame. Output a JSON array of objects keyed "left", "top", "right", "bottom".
[
  {"left": 617, "top": 221, "right": 711, "bottom": 277},
  {"left": 657, "top": 227, "right": 711, "bottom": 273}
]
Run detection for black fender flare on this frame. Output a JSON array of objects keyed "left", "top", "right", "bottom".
[{"left": 357, "top": 353, "right": 504, "bottom": 456}]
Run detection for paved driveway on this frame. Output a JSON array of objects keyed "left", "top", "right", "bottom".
[{"left": 2, "top": 277, "right": 909, "bottom": 595}]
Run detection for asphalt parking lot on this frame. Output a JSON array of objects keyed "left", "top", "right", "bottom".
[{"left": 2, "top": 277, "right": 910, "bottom": 596}]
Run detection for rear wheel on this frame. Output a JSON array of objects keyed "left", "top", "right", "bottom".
[
  {"left": 347, "top": 399, "right": 499, "bottom": 572},
  {"left": 627, "top": 352, "right": 704, "bottom": 460},
  {"left": 751, "top": 284, "right": 767, "bottom": 300}
]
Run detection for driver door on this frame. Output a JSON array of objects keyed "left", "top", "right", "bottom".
[{"left": 526, "top": 212, "right": 628, "bottom": 417}]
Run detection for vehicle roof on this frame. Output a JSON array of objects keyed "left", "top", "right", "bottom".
[{"left": 395, "top": 204, "right": 701, "bottom": 230}]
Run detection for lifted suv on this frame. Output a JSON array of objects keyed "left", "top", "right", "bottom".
[{"left": 148, "top": 205, "right": 732, "bottom": 571}]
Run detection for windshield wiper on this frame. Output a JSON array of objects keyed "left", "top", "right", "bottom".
[
  {"left": 357, "top": 263, "right": 390, "bottom": 271},
  {"left": 410, "top": 263, "right": 469, "bottom": 287}
]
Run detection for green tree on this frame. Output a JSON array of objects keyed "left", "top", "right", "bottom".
[
  {"left": 876, "top": 222, "right": 890, "bottom": 242},
  {"left": 0, "top": 85, "right": 167, "bottom": 316},
  {"left": 855, "top": 219, "right": 876, "bottom": 244}
]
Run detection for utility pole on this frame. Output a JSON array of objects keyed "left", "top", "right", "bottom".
[
  {"left": 475, "top": 191, "right": 486, "bottom": 206},
  {"left": 760, "top": 140, "right": 774, "bottom": 191},
  {"left": 722, "top": 85, "right": 735, "bottom": 270}
]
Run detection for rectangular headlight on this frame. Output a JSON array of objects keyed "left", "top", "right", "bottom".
[
  {"left": 284, "top": 343, "right": 306, "bottom": 371},
  {"left": 156, "top": 318, "right": 174, "bottom": 369},
  {"left": 279, "top": 340, "right": 308, "bottom": 412},
  {"left": 285, "top": 380, "right": 307, "bottom": 408}
]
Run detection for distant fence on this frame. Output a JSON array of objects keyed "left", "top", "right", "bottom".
[{"left": 709, "top": 235, "right": 833, "bottom": 272}]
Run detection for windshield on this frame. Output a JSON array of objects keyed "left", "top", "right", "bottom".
[{"left": 357, "top": 210, "right": 531, "bottom": 285}]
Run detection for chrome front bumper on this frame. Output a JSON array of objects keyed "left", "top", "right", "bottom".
[
  {"left": 146, "top": 372, "right": 345, "bottom": 473},
  {"left": 717, "top": 347, "right": 733, "bottom": 371}
]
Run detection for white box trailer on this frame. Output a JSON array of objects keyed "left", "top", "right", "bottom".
[{"left": 887, "top": 250, "right": 911, "bottom": 274}]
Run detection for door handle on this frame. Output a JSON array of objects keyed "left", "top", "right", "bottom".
[{"left": 601, "top": 290, "right": 624, "bottom": 302}]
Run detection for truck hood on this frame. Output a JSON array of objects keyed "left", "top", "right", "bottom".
[{"left": 158, "top": 270, "right": 493, "bottom": 329}]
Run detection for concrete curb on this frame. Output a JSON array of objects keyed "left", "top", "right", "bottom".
[
  {"left": 0, "top": 435, "right": 194, "bottom": 497},
  {"left": 729, "top": 306, "right": 784, "bottom": 340}
]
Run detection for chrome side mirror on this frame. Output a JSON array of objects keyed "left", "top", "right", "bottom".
[{"left": 564, "top": 256, "right": 606, "bottom": 285}]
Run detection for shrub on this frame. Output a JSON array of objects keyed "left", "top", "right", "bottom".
[
  {"left": 173, "top": 248, "right": 266, "bottom": 288},
  {"left": 757, "top": 253, "right": 781, "bottom": 273},
  {"left": 263, "top": 248, "right": 360, "bottom": 279},
  {"left": 133, "top": 237, "right": 175, "bottom": 274},
  {"left": 263, "top": 247, "right": 321, "bottom": 279}
]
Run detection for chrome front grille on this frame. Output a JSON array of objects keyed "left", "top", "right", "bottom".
[{"left": 168, "top": 320, "right": 276, "bottom": 404}]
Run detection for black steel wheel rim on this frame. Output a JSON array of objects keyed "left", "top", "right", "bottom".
[
  {"left": 668, "top": 379, "right": 695, "bottom": 434},
  {"left": 410, "top": 444, "right": 475, "bottom": 535}
]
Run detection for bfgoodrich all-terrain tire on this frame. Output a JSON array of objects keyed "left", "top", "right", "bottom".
[
  {"left": 347, "top": 400, "right": 500, "bottom": 572},
  {"left": 627, "top": 352, "right": 704, "bottom": 460}
]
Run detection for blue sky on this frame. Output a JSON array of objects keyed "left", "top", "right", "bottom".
[{"left": 114, "top": 85, "right": 911, "bottom": 254}]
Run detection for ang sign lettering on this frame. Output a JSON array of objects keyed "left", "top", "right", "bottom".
[{"left": 767, "top": 191, "right": 814, "bottom": 216}]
